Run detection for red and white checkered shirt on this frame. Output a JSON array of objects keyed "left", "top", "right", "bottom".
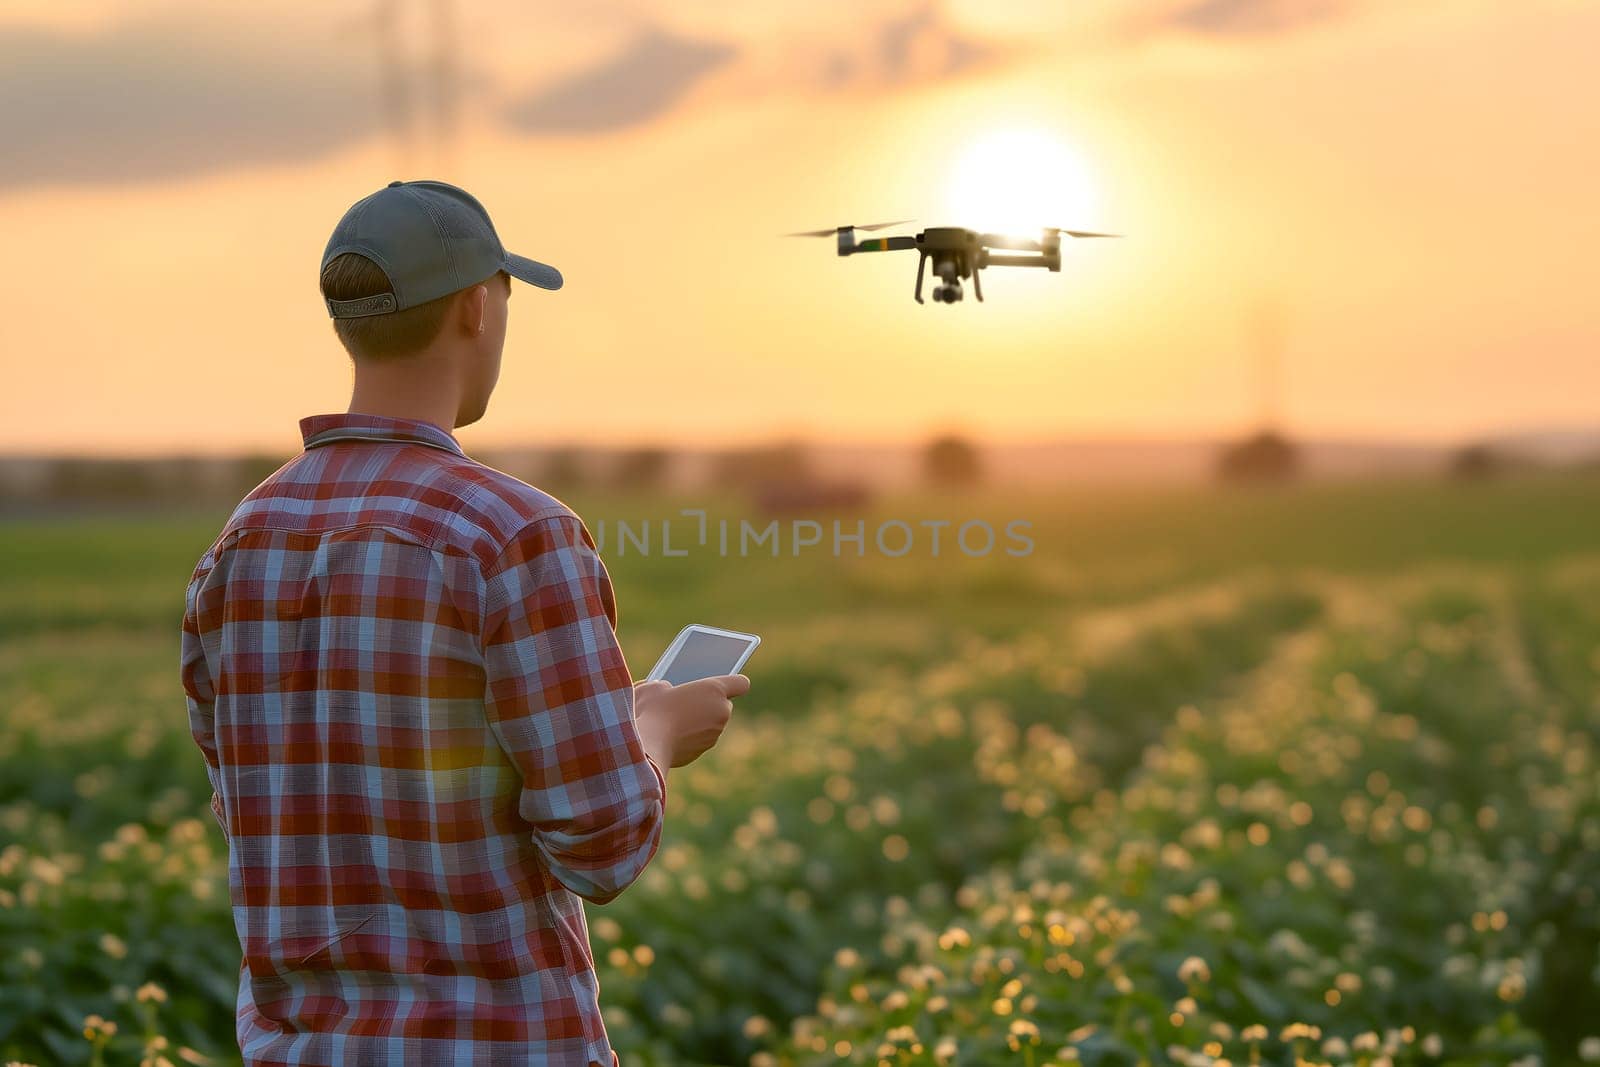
[{"left": 181, "top": 412, "right": 665, "bottom": 1066}]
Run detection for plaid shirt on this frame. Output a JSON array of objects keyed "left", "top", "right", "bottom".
[{"left": 181, "top": 412, "right": 665, "bottom": 1066}]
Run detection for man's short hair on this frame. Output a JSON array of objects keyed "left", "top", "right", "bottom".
[{"left": 319, "top": 253, "right": 509, "bottom": 362}]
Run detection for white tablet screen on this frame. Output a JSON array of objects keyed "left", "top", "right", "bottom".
[{"left": 657, "top": 630, "right": 756, "bottom": 685}]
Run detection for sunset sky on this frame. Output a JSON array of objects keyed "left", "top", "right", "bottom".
[{"left": 1, "top": 0, "right": 1596, "bottom": 457}]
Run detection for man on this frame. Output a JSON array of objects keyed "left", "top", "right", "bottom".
[{"left": 181, "top": 179, "right": 748, "bottom": 1065}]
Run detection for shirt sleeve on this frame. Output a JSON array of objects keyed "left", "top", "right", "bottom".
[
  {"left": 479, "top": 512, "right": 666, "bottom": 905},
  {"left": 181, "top": 550, "right": 230, "bottom": 843}
]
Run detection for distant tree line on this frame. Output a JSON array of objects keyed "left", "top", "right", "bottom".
[
  {"left": 0, "top": 435, "right": 994, "bottom": 514},
  {"left": 0, "top": 454, "right": 289, "bottom": 514}
]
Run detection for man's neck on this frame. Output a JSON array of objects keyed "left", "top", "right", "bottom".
[{"left": 348, "top": 354, "right": 460, "bottom": 432}]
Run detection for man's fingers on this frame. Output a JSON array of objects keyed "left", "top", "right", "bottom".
[
  {"left": 674, "top": 674, "right": 751, "bottom": 699},
  {"left": 714, "top": 673, "right": 752, "bottom": 698}
]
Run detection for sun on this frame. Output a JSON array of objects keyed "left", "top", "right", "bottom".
[{"left": 944, "top": 127, "right": 1099, "bottom": 237}]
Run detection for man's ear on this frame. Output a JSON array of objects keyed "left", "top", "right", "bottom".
[{"left": 460, "top": 283, "right": 489, "bottom": 336}]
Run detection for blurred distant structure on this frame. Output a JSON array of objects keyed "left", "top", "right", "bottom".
[
  {"left": 1216, "top": 294, "right": 1302, "bottom": 483},
  {"left": 473, "top": 447, "right": 541, "bottom": 485},
  {"left": 1450, "top": 442, "right": 1505, "bottom": 480},
  {"left": 705, "top": 441, "right": 873, "bottom": 516},
  {"left": 922, "top": 434, "right": 983, "bottom": 487},
  {"left": 753, "top": 480, "right": 872, "bottom": 518},
  {"left": 710, "top": 442, "right": 812, "bottom": 490},
  {"left": 539, "top": 447, "right": 589, "bottom": 492},
  {"left": 1446, "top": 441, "right": 1574, "bottom": 480},
  {"left": 1216, "top": 430, "right": 1300, "bottom": 483},
  {"left": 610, "top": 447, "right": 671, "bottom": 490}
]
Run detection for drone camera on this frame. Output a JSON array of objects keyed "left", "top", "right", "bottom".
[{"left": 932, "top": 283, "right": 963, "bottom": 303}]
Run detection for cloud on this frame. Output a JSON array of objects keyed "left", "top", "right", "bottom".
[
  {"left": 495, "top": 2, "right": 1009, "bottom": 128},
  {"left": 940, "top": 0, "right": 1365, "bottom": 53},
  {"left": 814, "top": 0, "right": 1009, "bottom": 91},
  {"left": 877, "top": 0, "right": 1002, "bottom": 80},
  {"left": 1164, "top": 0, "right": 1352, "bottom": 36},
  {"left": 500, "top": 24, "right": 737, "bottom": 134},
  {"left": 0, "top": 8, "right": 381, "bottom": 191},
  {"left": 0, "top": 0, "right": 1356, "bottom": 192},
  {"left": 0, "top": 2, "right": 1001, "bottom": 187}
]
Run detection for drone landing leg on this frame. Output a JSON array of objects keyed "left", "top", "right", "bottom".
[
  {"left": 914, "top": 252, "right": 926, "bottom": 304},
  {"left": 973, "top": 268, "right": 983, "bottom": 303}
]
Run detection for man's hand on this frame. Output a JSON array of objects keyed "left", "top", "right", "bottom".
[
  {"left": 210, "top": 791, "right": 230, "bottom": 843},
  {"left": 634, "top": 674, "right": 750, "bottom": 769}
]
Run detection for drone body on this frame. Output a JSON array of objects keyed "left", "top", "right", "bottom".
[{"left": 784, "top": 221, "right": 1120, "bottom": 304}]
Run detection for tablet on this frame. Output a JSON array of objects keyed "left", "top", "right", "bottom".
[{"left": 646, "top": 624, "right": 761, "bottom": 685}]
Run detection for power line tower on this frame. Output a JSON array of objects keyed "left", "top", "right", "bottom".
[
  {"left": 1252, "top": 293, "right": 1286, "bottom": 433},
  {"left": 1216, "top": 292, "right": 1300, "bottom": 483},
  {"left": 359, "top": 0, "right": 461, "bottom": 178},
  {"left": 423, "top": 0, "right": 461, "bottom": 176}
]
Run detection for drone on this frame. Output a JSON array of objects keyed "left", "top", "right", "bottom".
[{"left": 783, "top": 220, "right": 1120, "bottom": 303}]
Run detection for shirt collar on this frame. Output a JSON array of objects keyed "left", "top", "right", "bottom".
[{"left": 299, "top": 412, "right": 467, "bottom": 457}]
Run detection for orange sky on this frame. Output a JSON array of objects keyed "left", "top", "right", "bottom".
[{"left": 0, "top": 0, "right": 1596, "bottom": 457}]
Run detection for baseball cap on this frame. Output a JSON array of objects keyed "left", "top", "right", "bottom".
[{"left": 321, "top": 179, "right": 563, "bottom": 319}]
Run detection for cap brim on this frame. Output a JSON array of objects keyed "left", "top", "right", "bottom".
[{"left": 505, "top": 251, "right": 563, "bottom": 291}]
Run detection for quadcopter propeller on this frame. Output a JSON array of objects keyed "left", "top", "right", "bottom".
[
  {"left": 1043, "top": 227, "right": 1122, "bottom": 238},
  {"left": 783, "top": 219, "right": 914, "bottom": 237}
]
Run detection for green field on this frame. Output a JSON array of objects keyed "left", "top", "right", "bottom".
[{"left": 3, "top": 479, "right": 1599, "bottom": 1066}]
